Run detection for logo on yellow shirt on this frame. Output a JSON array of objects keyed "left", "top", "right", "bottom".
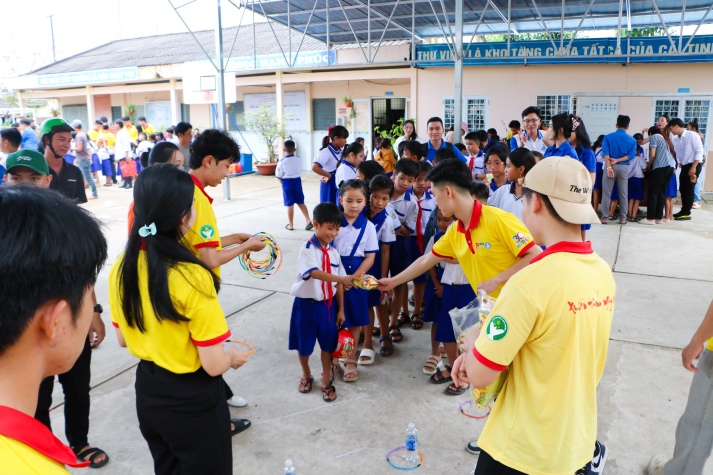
[
  {"left": 200, "top": 225, "right": 215, "bottom": 239},
  {"left": 486, "top": 315, "right": 508, "bottom": 341},
  {"left": 512, "top": 232, "right": 530, "bottom": 249}
]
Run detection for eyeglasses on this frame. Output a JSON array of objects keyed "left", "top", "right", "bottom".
[{"left": 522, "top": 118, "right": 540, "bottom": 124}]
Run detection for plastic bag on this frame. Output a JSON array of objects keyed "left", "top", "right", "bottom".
[{"left": 449, "top": 289, "right": 495, "bottom": 345}]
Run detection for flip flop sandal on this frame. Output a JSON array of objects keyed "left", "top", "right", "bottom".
[
  {"left": 285, "top": 224, "right": 294, "bottom": 231},
  {"left": 429, "top": 365, "right": 453, "bottom": 385},
  {"left": 396, "top": 312, "right": 410, "bottom": 327},
  {"left": 358, "top": 348, "right": 376, "bottom": 365},
  {"left": 74, "top": 447, "right": 110, "bottom": 469},
  {"left": 422, "top": 355, "right": 442, "bottom": 374},
  {"left": 379, "top": 336, "right": 394, "bottom": 357},
  {"left": 343, "top": 361, "right": 359, "bottom": 382},
  {"left": 321, "top": 384, "right": 337, "bottom": 402},
  {"left": 388, "top": 325, "right": 403, "bottom": 343},
  {"left": 305, "top": 223, "right": 314, "bottom": 231},
  {"left": 230, "top": 418, "right": 251, "bottom": 436},
  {"left": 298, "top": 375, "right": 314, "bottom": 393},
  {"left": 411, "top": 314, "right": 424, "bottom": 330},
  {"left": 445, "top": 383, "right": 469, "bottom": 395}
]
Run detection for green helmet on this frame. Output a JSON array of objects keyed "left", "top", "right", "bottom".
[{"left": 40, "top": 118, "right": 74, "bottom": 138}]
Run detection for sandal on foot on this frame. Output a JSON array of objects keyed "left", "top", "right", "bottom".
[
  {"left": 379, "top": 336, "right": 394, "bottom": 357},
  {"left": 343, "top": 361, "right": 359, "bottom": 382},
  {"left": 429, "top": 365, "right": 453, "bottom": 385},
  {"left": 285, "top": 224, "right": 294, "bottom": 231},
  {"left": 445, "top": 382, "right": 469, "bottom": 395},
  {"left": 358, "top": 348, "right": 376, "bottom": 365},
  {"left": 321, "top": 384, "right": 337, "bottom": 402},
  {"left": 388, "top": 325, "right": 403, "bottom": 343},
  {"left": 298, "top": 375, "right": 314, "bottom": 393},
  {"left": 372, "top": 325, "right": 381, "bottom": 336},
  {"left": 396, "top": 312, "right": 410, "bottom": 327},
  {"left": 230, "top": 418, "right": 251, "bottom": 436},
  {"left": 305, "top": 223, "right": 314, "bottom": 231},
  {"left": 411, "top": 313, "right": 424, "bottom": 330},
  {"left": 74, "top": 446, "right": 110, "bottom": 469},
  {"left": 422, "top": 355, "right": 442, "bottom": 374}
]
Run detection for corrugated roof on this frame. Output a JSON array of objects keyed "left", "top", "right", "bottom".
[{"left": 26, "top": 22, "right": 326, "bottom": 75}]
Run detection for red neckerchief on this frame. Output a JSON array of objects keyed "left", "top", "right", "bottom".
[
  {"left": 311, "top": 236, "right": 334, "bottom": 311},
  {"left": 415, "top": 199, "right": 424, "bottom": 253}
]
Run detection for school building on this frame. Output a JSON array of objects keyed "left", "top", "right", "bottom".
[{"left": 7, "top": 8, "right": 713, "bottom": 191}]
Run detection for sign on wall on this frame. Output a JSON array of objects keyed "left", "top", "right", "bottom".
[
  {"left": 416, "top": 35, "right": 713, "bottom": 66},
  {"left": 38, "top": 67, "right": 139, "bottom": 87},
  {"left": 243, "top": 92, "right": 307, "bottom": 131},
  {"left": 145, "top": 102, "right": 173, "bottom": 130},
  {"left": 577, "top": 97, "right": 620, "bottom": 140},
  {"left": 227, "top": 51, "right": 336, "bottom": 72}
]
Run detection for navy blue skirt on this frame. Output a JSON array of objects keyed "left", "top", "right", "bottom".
[
  {"left": 666, "top": 172, "right": 678, "bottom": 198},
  {"left": 435, "top": 283, "right": 476, "bottom": 343},
  {"left": 90, "top": 153, "right": 101, "bottom": 172},
  {"left": 422, "top": 267, "right": 444, "bottom": 323},
  {"left": 342, "top": 255, "right": 370, "bottom": 327},
  {"left": 101, "top": 159, "right": 113, "bottom": 176},
  {"left": 594, "top": 162, "right": 603, "bottom": 190},
  {"left": 367, "top": 251, "right": 383, "bottom": 308},
  {"left": 320, "top": 172, "right": 338, "bottom": 204},
  {"left": 389, "top": 235, "right": 413, "bottom": 276}
]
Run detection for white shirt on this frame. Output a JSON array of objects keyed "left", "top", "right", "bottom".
[
  {"left": 628, "top": 154, "right": 647, "bottom": 179},
  {"left": 290, "top": 238, "right": 346, "bottom": 301},
  {"left": 405, "top": 189, "right": 435, "bottom": 237},
  {"left": 522, "top": 130, "right": 547, "bottom": 154},
  {"left": 467, "top": 152, "right": 486, "bottom": 182},
  {"left": 425, "top": 235, "right": 446, "bottom": 272},
  {"left": 136, "top": 140, "right": 152, "bottom": 156},
  {"left": 487, "top": 184, "right": 524, "bottom": 223},
  {"left": 672, "top": 130, "right": 704, "bottom": 166},
  {"left": 372, "top": 205, "right": 399, "bottom": 244},
  {"left": 332, "top": 213, "right": 379, "bottom": 257},
  {"left": 441, "top": 260, "right": 469, "bottom": 285},
  {"left": 594, "top": 147, "right": 604, "bottom": 164},
  {"left": 335, "top": 161, "right": 357, "bottom": 187},
  {"left": 390, "top": 192, "right": 418, "bottom": 234},
  {"left": 114, "top": 128, "right": 133, "bottom": 159},
  {"left": 276, "top": 155, "right": 302, "bottom": 179},
  {"left": 314, "top": 145, "right": 341, "bottom": 173}
]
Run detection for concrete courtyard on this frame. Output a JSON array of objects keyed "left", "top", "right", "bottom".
[{"left": 50, "top": 172, "right": 713, "bottom": 474}]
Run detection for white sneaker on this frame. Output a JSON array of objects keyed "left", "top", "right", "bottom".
[
  {"left": 645, "top": 455, "right": 667, "bottom": 475},
  {"left": 227, "top": 395, "right": 248, "bottom": 407}
]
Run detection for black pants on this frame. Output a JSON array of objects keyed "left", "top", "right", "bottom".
[
  {"left": 474, "top": 450, "right": 527, "bottom": 474},
  {"left": 647, "top": 166, "right": 673, "bottom": 220},
  {"left": 109, "top": 154, "right": 117, "bottom": 182},
  {"left": 136, "top": 361, "right": 232, "bottom": 475},
  {"left": 679, "top": 162, "right": 703, "bottom": 215},
  {"left": 35, "top": 339, "right": 92, "bottom": 450}
]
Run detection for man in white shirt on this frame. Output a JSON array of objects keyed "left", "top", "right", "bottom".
[
  {"left": 112, "top": 120, "right": 134, "bottom": 189},
  {"left": 513, "top": 106, "right": 548, "bottom": 154},
  {"left": 670, "top": 118, "right": 704, "bottom": 220}
]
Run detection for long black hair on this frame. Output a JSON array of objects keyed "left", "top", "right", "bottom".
[
  {"left": 148, "top": 141, "right": 180, "bottom": 166},
  {"left": 119, "top": 164, "right": 219, "bottom": 332},
  {"left": 551, "top": 113, "right": 573, "bottom": 141},
  {"left": 402, "top": 119, "right": 418, "bottom": 141},
  {"left": 569, "top": 114, "right": 592, "bottom": 150}
]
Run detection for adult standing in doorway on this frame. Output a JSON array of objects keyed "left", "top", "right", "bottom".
[
  {"left": 36, "top": 118, "right": 110, "bottom": 468},
  {"left": 514, "top": 106, "right": 547, "bottom": 155},
  {"left": 424, "top": 117, "right": 467, "bottom": 164},
  {"left": 175, "top": 121, "right": 193, "bottom": 173},
  {"left": 670, "top": 118, "right": 704, "bottom": 221},
  {"left": 600, "top": 115, "right": 637, "bottom": 225},
  {"left": 19, "top": 118, "right": 40, "bottom": 151},
  {"left": 393, "top": 119, "right": 419, "bottom": 158},
  {"left": 71, "top": 120, "right": 98, "bottom": 200}
]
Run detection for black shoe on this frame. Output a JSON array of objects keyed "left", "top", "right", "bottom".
[
  {"left": 230, "top": 418, "right": 251, "bottom": 436},
  {"left": 674, "top": 214, "right": 691, "bottom": 221},
  {"left": 126, "top": 184, "right": 132, "bottom": 189},
  {"left": 589, "top": 441, "right": 607, "bottom": 474},
  {"left": 465, "top": 441, "right": 480, "bottom": 454}
]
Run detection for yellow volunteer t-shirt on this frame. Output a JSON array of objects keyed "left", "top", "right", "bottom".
[
  {"left": 99, "top": 131, "right": 115, "bottom": 148},
  {"left": 88, "top": 129, "right": 100, "bottom": 142},
  {"left": 142, "top": 124, "right": 157, "bottom": 136},
  {"left": 473, "top": 241, "right": 616, "bottom": 475},
  {"left": 126, "top": 124, "right": 138, "bottom": 143},
  {"left": 186, "top": 175, "right": 223, "bottom": 277},
  {"left": 431, "top": 199, "right": 534, "bottom": 297},
  {"left": 109, "top": 253, "right": 230, "bottom": 374},
  {"left": 706, "top": 338, "right": 713, "bottom": 351},
  {"left": 0, "top": 405, "right": 89, "bottom": 474}
]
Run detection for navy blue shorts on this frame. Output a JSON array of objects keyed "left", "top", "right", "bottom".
[
  {"left": 288, "top": 298, "right": 338, "bottom": 356},
  {"left": 594, "top": 162, "right": 603, "bottom": 190},
  {"left": 435, "top": 283, "right": 476, "bottom": 343},
  {"left": 409, "top": 237, "right": 428, "bottom": 283},
  {"left": 281, "top": 177, "right": 305, "bottom": 206},
  {"left": 367, "top": 251, "right": 383, "bottom": 308},
  {"left": 422, "top": 281, "right": 440, "bottom": 323},
  {"left": 628, "top": 177, "right": 644, "bottom": 201},
  {"left": 389, "top": 235, "right": 413, "bottom": 276}
]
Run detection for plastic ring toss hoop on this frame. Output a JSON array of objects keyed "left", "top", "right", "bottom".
[
  {"left": 459, "top": 400, "right": 491, "bottom": 419},
  {"left": 225, "top": 340, "right": 255, "bottom": 355},
  {"left": 238, "top": 232, "right": 282, "bottom": 279},
  {"left": 385, "top": 446, "right": 425, "bottom": 471}
]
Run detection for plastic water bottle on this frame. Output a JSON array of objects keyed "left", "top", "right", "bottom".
[
  {"left": 405, "top": 422, "right": 419, "bottom": 463},
  {"left": 283, "top": 459, "right": 296, "bottom": 474}
]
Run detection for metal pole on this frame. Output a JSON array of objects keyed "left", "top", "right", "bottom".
[
  {"left": 49, "top": 14, "right": 57, "bottom": 62},
  {"left": 411, "top": 0, "right": 415, "bottom": 65},
  {"left": 679, "top": 0, "right": 687, "bottom": 52},
  {"left": 615, "top": 0, "right": 623, "bottom": 55},
  {"left": 215, "top": 0, "right": 231, "bottom": 200},
  {"left": 326, "top": 0, "right": 330, "bottom": 65},
  {"left": 454, "top": 0, "right": 463, "bottom": 144}
]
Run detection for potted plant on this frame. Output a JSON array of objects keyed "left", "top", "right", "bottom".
[
  {"left": 342, "top": 96, "right": 354, "bottom": 108},
  {"left": 243, "top": 102, "right": 287, "bottom": 176},
  {"left": 125, "top": 104, "right": 137, "bottom": 117},
  {"left": 50, "top": 108, "right": 59, "bottom": 117}
]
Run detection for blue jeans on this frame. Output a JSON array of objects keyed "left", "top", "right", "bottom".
[
  {"left": 693, "top": 178, "right": 702, "bottom": 203},
  {"left": 76, "top": 159, "right": 97, "bottom": 197}
]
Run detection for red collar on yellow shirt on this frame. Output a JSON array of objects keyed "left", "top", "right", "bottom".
[
  {"left": 190, "top": 174, "right": 213, "bottom": 204},
  {"left": 0, "top": 405, "right": 90, "bottom": 468},
  {"left": 456, "top": 200, "right": 483, "bottom": 254},
  {"left": 530, "top": 241, "right": 593, "bottom": 264}
]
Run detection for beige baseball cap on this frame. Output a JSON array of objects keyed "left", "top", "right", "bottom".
[{"left": 523, "top": 156, "right": 600, "bottom": 225}]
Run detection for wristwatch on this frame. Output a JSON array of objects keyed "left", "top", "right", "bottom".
[{"left": 94, "top": 304, "right": 104, "bottom": 314}]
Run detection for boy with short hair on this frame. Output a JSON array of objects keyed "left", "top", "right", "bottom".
[
  {"left": 0, "top": 185, "right": 107, "bottom": 473},
  {"left": 451, "top": 156, "right": 614, "bottom": 474},
  {"left": 402, "top": 141, "right": 425, "bottom": 162},
  {"left": 0, "top": 128, "right": 22, "bottom": 176},
  {"left": 276, "top": 140, "right": 313, "bottom": 231},
  {"left": 3, "top": 150, "right": 52, "bottom": 187},
  {"left": 388, "top": 159, "right": 420, "bottom": 340},
  {"left": 464, "top": 132, "right": 486, "bottom": 183},
  {"left": 289, "top": 202, "right": 352, "bottom": 402}
]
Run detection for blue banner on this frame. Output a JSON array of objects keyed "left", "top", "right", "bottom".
[
  {"left": 416, "top": 35, "right": 713, "bottom": 66},
  {"left": 227, "top": 50, "right": 336, "bottom": 71},
  {"left": 38, "top": 67, "right": 139, "bottom": 86}
]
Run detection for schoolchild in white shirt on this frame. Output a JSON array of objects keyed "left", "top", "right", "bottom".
[{"left": 276, "top": 140, "right": 312, "bottom": 231}]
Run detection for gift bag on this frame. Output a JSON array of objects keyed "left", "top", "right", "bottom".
[{"left": 119, "top": 159, "right": 137, "bottom": 178}]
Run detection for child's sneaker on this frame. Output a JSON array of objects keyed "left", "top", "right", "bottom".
[
  {"left": 589, "top": 441, "right": 607, "bottom": 474},
  {"left": 645, "top": 455, "right": 667, "bottom": 475},
  {"left": 465, "top": 441, "right": 480, "bottom": 454}
]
